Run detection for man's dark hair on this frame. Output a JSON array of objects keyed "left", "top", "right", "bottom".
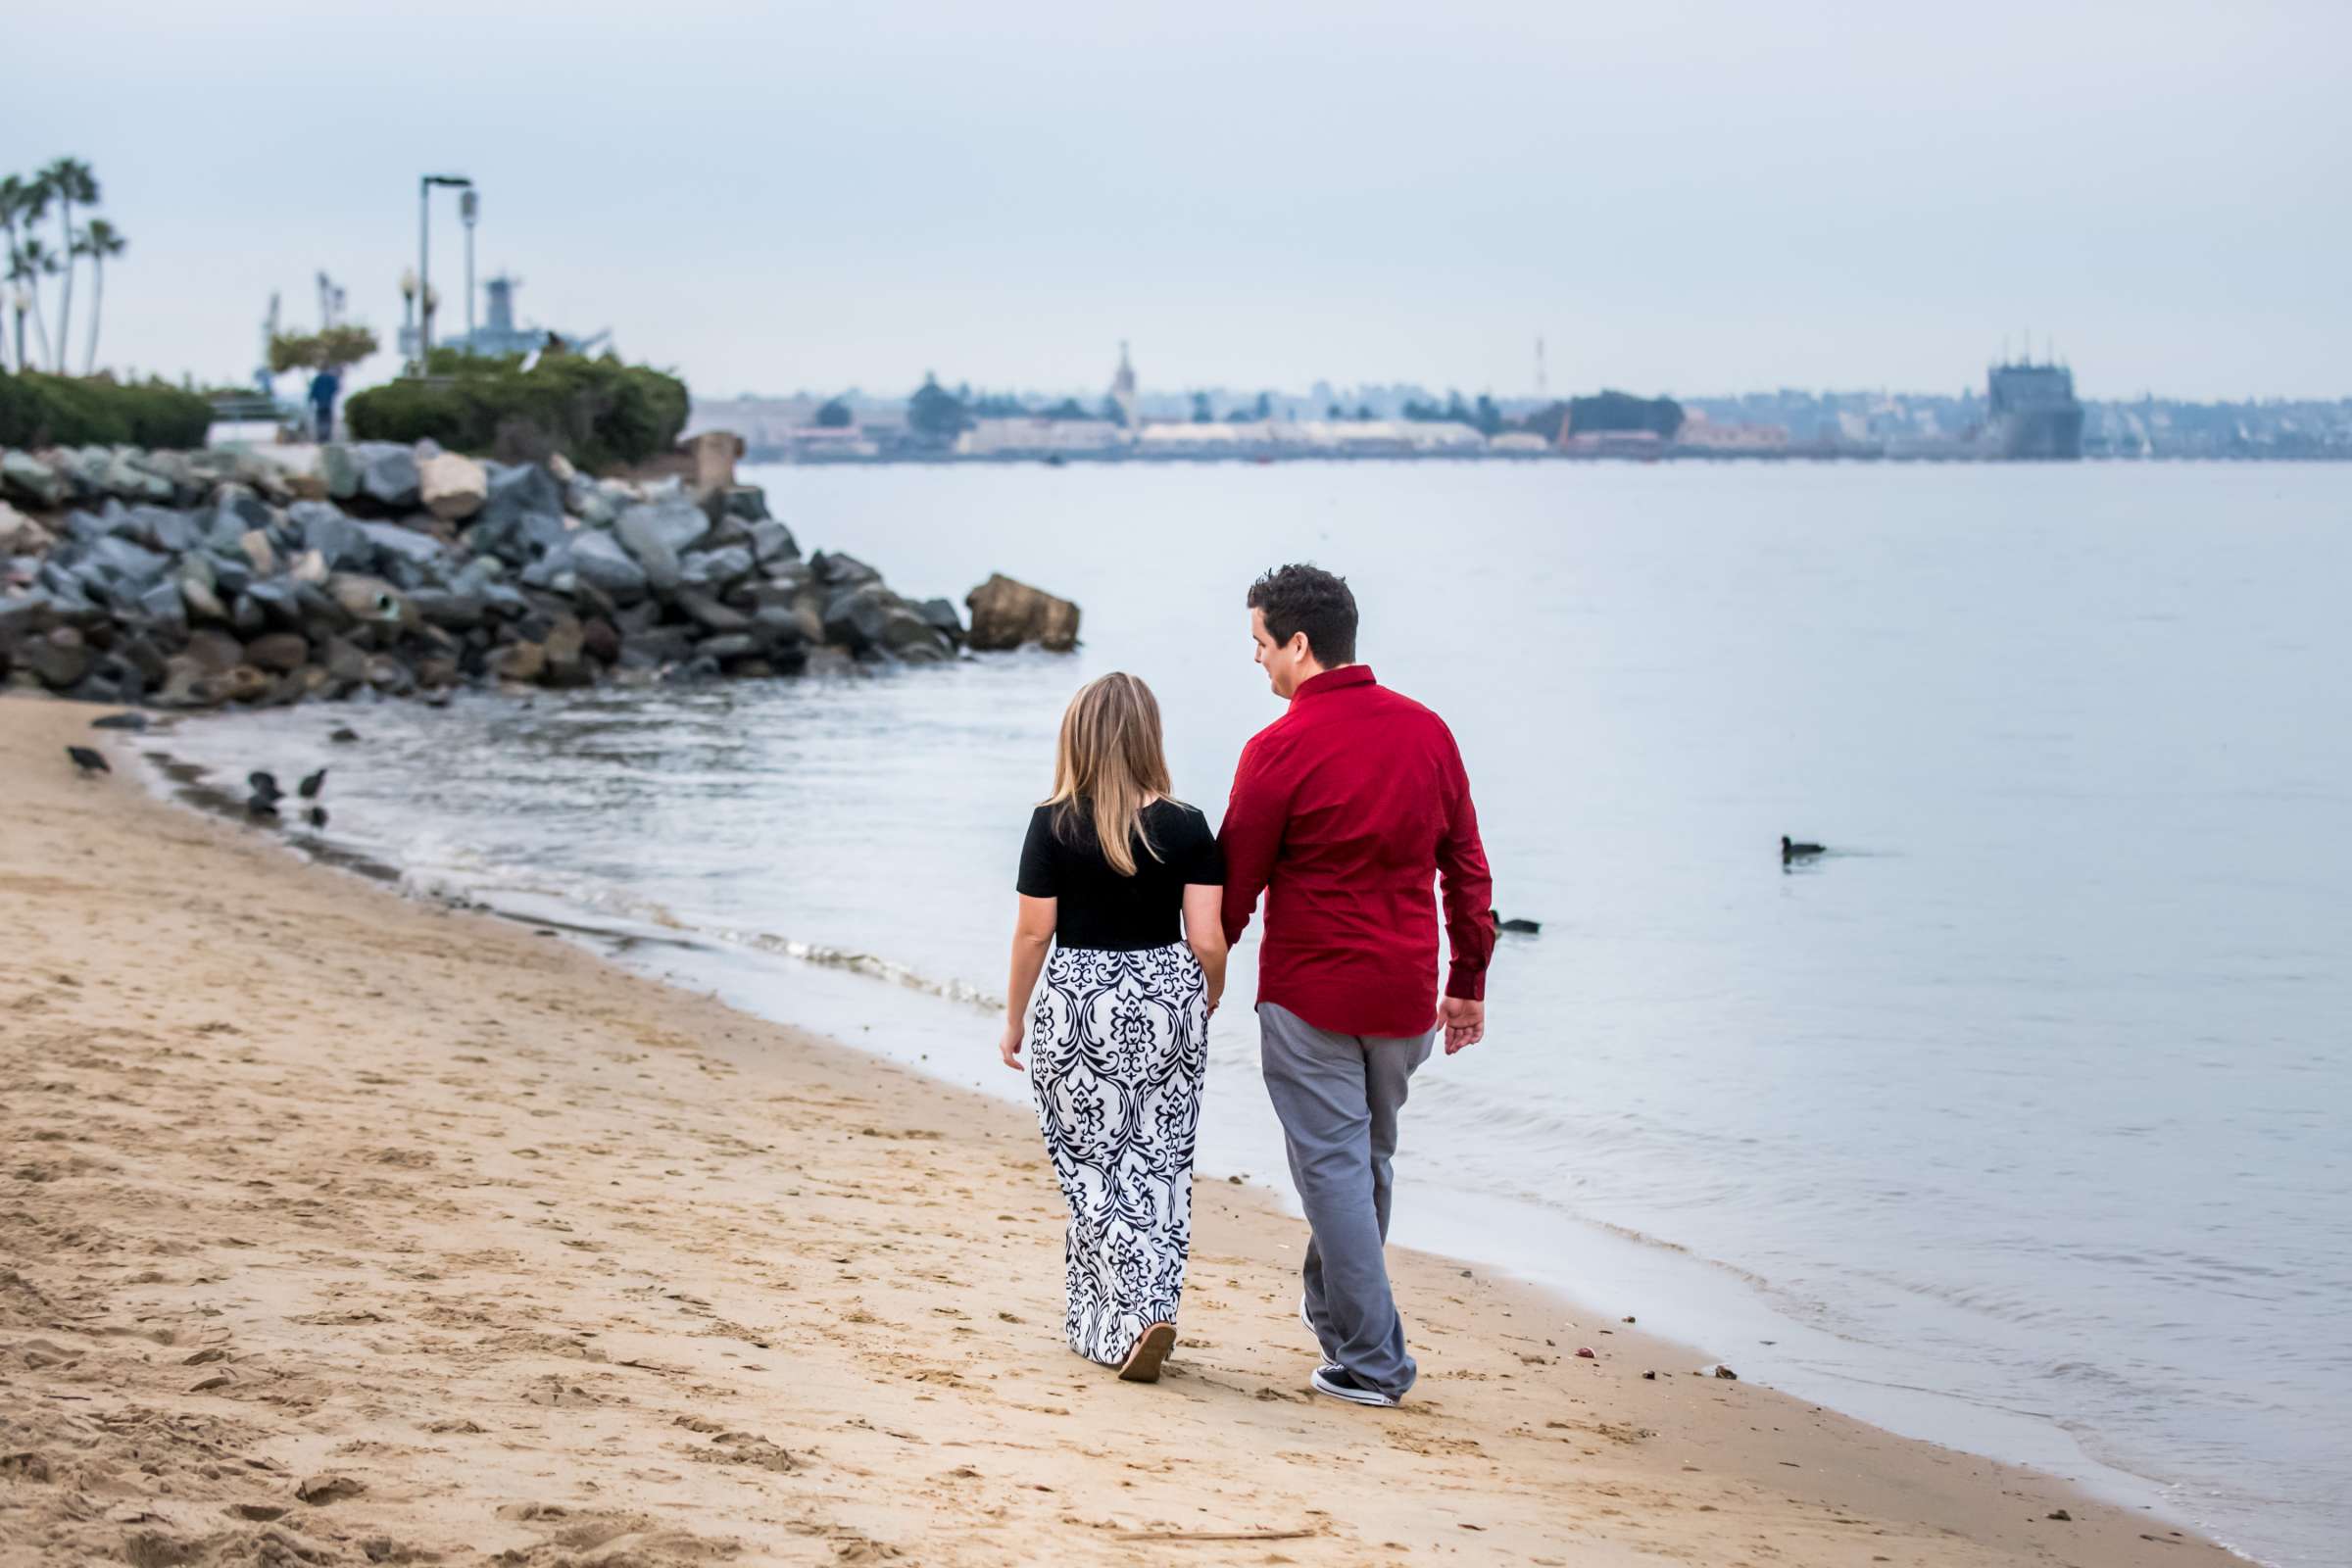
[{"left": 1247, "top": 564, "right": 1357, "bottom": 665}]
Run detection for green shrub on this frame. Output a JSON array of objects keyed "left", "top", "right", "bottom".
[
  {"left": 0, "top": 369, "right": 214, "bottom": 449},
  {"left": 345, "top": 353, "right": 689, "bottom": 472}
]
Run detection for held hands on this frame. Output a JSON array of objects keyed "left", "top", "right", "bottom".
[
  {"left": 1438, "top": 997, "right": 1485, "bottom": 1055},
  {"left": 999, "top": 1016, "right": 1025, "bottom": 1071}
]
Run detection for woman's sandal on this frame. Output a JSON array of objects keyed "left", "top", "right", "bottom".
[{"left": 1117, "top": 1322, "right": 1177, "bottom": 1383}]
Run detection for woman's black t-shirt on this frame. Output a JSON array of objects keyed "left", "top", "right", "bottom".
[{"left": 1016, "top": 798, "right": 1225, "bottom": 951}]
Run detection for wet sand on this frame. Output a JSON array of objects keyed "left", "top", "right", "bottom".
[{"left": 0, "top": 694, "right": 2241, "bottom": 1566}]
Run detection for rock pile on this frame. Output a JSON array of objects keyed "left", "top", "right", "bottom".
[{"left": 0, "top": 440, "right": 990, "bottom": 710}]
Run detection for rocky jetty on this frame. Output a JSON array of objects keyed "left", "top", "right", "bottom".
[{"left": 0, "top": 440, "right": 1023, "bottom": 710}]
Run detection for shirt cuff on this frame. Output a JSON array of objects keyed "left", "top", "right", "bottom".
[{"left": 1445, "top": 966, "right": 1486, "bottom": 1003}]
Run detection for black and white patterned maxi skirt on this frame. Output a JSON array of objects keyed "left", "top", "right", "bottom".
[{"left": 1026, "top": 942, "right": 1208, "bottom": 1366}]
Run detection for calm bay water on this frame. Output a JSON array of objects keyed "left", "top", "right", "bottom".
[{"left": 157, "top": 461, "right": 2350, "bottom": 1564}]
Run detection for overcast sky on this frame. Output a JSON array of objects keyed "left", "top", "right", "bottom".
[{"left": 10, "top": 0, "right": 2346, "bottom": 402}]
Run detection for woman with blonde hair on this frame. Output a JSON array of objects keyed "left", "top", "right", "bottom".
[{"left": 1002, "top": 671, "right": 1227, "bottom": 1382}]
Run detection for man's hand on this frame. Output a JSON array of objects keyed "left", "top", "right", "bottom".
[{"left": 1439, "top": 997, "right": 1485, "bottom": 1055}]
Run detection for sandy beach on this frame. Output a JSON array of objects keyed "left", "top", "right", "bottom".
[{"left": 0, "top": 694, "right": 2238, "bottom": 1568}]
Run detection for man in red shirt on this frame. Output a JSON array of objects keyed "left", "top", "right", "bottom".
[{"left": 1219, "top": 564, "right": 1494, "bottom": 1407}]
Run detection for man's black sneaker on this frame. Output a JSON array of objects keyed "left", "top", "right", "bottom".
[{"left": 1309, "top": 1364, "right": 1400, "bottom": 1408}]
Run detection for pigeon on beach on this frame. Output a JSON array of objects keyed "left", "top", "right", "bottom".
[
  {"left": 298, "top": 768, "right": 327, "bottom": 800},
  {"left": 66, "top": 746, "right": 110, "bottom": 776}
]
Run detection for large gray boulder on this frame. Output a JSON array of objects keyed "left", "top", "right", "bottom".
[
  {"left": 567, "top": 531, "right": 650, "bottom": 601},
  {"left": 914, "top": 597, "right": 965, "bottom": 646},
  {"left": 748, "top": 517, "right": 799, "bottom": 565},
  {"left": 24, "top": 627, "right": 91, "bottom": 689},
  {"left": 679, "top": 545, "right": 754, "bottom": 594},
  {"left": 360, "top": 522, "right": 452, "bottom": 582},
  {"left": 480, "top": 462, "right": 564, "bottom": 530},
  {"left": 134, "top": 578, "right": 186, "bottom": 633},
  {"left": 357, "top": 444, "right": 421, "bottom": 509},
  {"left": 821, "top": 582, "right": 895, "bottom": 652},
  {"left": 76, "top": 534, "right": 174, "bottom": 599},
  {"left": 101, "top": 449, "right": 173, "bottom": 504},
  {"left": 2, "top": 451, "right": 66, "bottom": 509},
  {"left": 517, "top": 543, "right": 576, "bottom": 593},
  {"left": 139, "top": 507, "right": 204, "bottom": 555},
  {"left": 676, "top": 589, "right": 749, "bottom": 635},
  {"left": 466, "top": 507, "right": 570, "bottom": 569},
  {"left": 319, "top": 444, "right": 363, "bottom": 501},
  {"left": 810, "top": 550, "right": 881, "bottom": 589},
  {"left": 292, "top": 501, "right": 372, "bottom": 571},
  {"left": 613, "top": 498, "right": 709, "bottom": 593}
]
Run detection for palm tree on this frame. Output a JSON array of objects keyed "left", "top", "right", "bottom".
[
  {"left": 38, "top": 158, "right": 98, "bottom": 371},
  {"left": 0, "top": 175, "right": 36, "bottom": 371},
  {"left": 10, "top": 237, "right": 61, "bottom": 372},
  {"left": 76, "top": 219, "right": 125, "bottom": 374}
]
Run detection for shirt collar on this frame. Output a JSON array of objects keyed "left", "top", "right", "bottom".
[{"left": 1293, "top": 664, "right": 1376, "bottom": 702}]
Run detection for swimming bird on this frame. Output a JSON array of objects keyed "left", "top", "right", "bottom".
[
  {"left": 329, "top": 727, "right": 361, "bottom": 745},
  {"left": 1488, "top": 912, "right": 1542, "bottom": 935},
  {"left": 66, "top": 745, "right": 110, "bottom": 777},
  {"left": 298, "top": 767, "right": 327, "bottom": 801},
  {"left": 1782, "top": 835, "right": 1826, "bottom": 862},
  {"left": 306, "top": 805, "right": 328, "bottom": 829}
]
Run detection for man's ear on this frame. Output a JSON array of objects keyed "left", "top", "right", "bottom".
[{"left": 1289, "top": 632, "right": 1312, "bottom": 662}]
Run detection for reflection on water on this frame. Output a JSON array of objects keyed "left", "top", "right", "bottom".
[{"left": 154, "top": 460, "right": 2350, "bottom": 1566}]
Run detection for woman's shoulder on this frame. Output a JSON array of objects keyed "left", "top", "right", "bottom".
[{"left": 1148, "top": 798, "right": 1212, "bottom": 834}]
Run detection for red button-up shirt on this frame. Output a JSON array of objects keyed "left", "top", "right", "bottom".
[{"left": 1219, "top": 665, "right": 1494, "bottom": 1039}]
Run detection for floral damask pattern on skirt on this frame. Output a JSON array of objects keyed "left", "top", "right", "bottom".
[{"left": 1027, "top": 942, "right": 1207, "bottom": 1366}]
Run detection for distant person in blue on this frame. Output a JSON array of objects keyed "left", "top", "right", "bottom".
[{"left": 306, "top": 368, "right": 340, "bottom": 442}]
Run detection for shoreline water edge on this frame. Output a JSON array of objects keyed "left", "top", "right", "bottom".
[{"left": 0, "top": 700, "right": 2258, "bottom": 1568}]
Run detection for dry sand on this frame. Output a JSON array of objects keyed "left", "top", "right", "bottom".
[{"left": 1, "top": 694, "right": 2237, "bottom": 1567}]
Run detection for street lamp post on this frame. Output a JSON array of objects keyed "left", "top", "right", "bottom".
[
  {"left": 461, "top": 188, "right": 479, "bottom": 343},
  {"left": 416, "top": 172, "right": 473, "bottom": 373},
  {"left": 399, "top": 268, "right": 417, "bottom": 371}
]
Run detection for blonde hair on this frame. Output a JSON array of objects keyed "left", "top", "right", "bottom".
[{"left": 1045, "top": 672, "right": 1174, "bottom": 877}]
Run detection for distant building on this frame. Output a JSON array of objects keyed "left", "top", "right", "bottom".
[
  {"left": 438, "top": 274, "right": 611, "bottom": 360},
  {"left": 958, "top": 418, "right": 1129, "bottom": 458},
  {"left": 1677, "top": 414, "right": 1788, "bottom": 451},
  {"left": 1556, "top": 428, "right": 1665, "bottom": 457},
  {"left": 1107, "top": 342, "right": 1139, "bottom": 427},
  {"left": 1137, "top": 418, "right": 1487, "bottom": 458}
]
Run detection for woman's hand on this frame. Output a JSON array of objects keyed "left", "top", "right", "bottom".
[{"left": 999, "top": 1015, "right": 1025, "bottom": 1071}]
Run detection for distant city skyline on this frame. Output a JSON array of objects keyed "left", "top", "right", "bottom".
[{"left": 12, "top": 0, "right": 2349, "bottom": 402}]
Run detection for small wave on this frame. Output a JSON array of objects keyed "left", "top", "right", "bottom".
[{"left": 719, "top": 929, "right": 1004, "bottom": 1011}]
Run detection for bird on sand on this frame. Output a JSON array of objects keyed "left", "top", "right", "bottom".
[
  {"left": 66, "top": 746, "right": 110, "bottom": 777},
  {"left": 1782, "top": 835, "right": 1826, "bottom": 862},
  {"left": 298, "top": 768, "right": 327, "bottom": 800}
]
